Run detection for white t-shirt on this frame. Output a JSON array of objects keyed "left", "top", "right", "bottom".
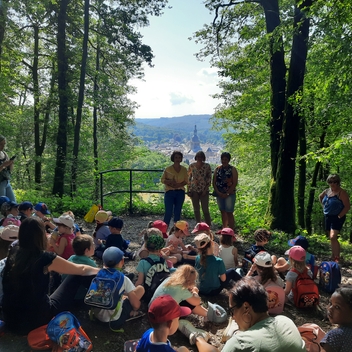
[
  {"left": 92, "top": 275, "right": 135, "bottom": 322},
  {"left": 219, "top": 245, "right": 235, "bottom": 269}
]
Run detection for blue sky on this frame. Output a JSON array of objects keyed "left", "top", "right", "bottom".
[{"left": 130, "top": 0, "right": 221, "bottom": 118}]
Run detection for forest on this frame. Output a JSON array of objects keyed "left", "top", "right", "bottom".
[{"left": 1, "top": 0, "right": 352, "bottom": 243}]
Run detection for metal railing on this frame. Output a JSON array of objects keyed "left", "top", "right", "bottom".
[{"left": 99, "top": 168, "right": 164, "bottom": 213}]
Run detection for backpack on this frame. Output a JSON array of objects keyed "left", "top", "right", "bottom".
[
  {"left": 298, "top": 323, "right": 326, "bottom": 352},
  {"left": 84, "top": 268, "right": 124, "bottom": 309},
  {"left": 319, "top": 261, "right": 341, "bottom": 293},
  {"left": 142, "top": 257, "right": 170, "bottom": 303},
  {"left": 28, "top": 311, "right": 92, "bottom": 352},
  {"left": 292, "top": 268, "right": 319, "bottom": 308}
]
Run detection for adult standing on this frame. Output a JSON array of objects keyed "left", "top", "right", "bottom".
[
  {"left": 161, "top": 151, "right": 188, "bottom": 227},
  {"left": 213, "top": 152, "right": 238, "bottom": 231},
  {"left": 319, "top": 174, "right": 350, "bottom": 263},
  {"left": 187, "top": 151, "right": 212, "bottom": 226},
  {"left": 0, "top": 135, "right": 16, "bottom": 202}
]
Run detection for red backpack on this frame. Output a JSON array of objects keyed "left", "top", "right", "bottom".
[{"left": 292, "top": 268, "right": 319, "bottom": 308}]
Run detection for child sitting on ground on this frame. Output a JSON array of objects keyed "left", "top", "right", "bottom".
[
  {"left": 135, "top": 235, "right": 170, "bottom": 301},
  {"left": 91, "top": 246, "right": 145, "bottom": 331},
  {"left": 49, "top": 214, "right": 75, "bottom": 260},
  {"left": 194, "top": 233, "right": 241, "bottom": 296},
  {"left": 137, "top": 294, "right": 213, "bottom": 352},
  {"left": 166, "top": 221, "right": 195, "bottom": 263},
  {"left": 284, "top": 245, "right": 312, "bottom": 302},
  {"left": 150, "top": 264, "right": 208, "bottom": 319},
  {"left": 242, "top": 228, "right": 277, "bottom": 274},
  {"left": 320, "top": 285, "right": 352, "bottom": 352},
  {"left": 63, "top": 234, "right": 97, "bottom": 299},
  {"left": 97, "top": 217, "right": 135, "bottom": 260},
  {"left": 275, "top": 235, "right": 316, "bottom": 278},
  {"left": 190, "top": 222, "right": 219, "bottom": 256},
  {"left": 148, "top": 220, "right": 169, "bottom": 239},
  {"left": 218, "top": 228, "right": 238, "bottom": 269},
  {"left": 137, "top": 227, "right": 176, "bottom": 267},
  {"left": 93, "top": 210, "right": 111, "bottom": 258}
]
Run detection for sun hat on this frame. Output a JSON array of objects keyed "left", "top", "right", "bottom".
[
  {"left": 253, "top": 252, "right": 272, "bottom": 267},
  {"left": 286, "top": 245, "right": 306, "bottom": 261},
  {"left": 175, "top": 220, "right": 190, "bottom": 236},
  {"left": 146, "top": 234, "right": 165, "bottom": 251},
  {"left": 18, "top": 201, "right": 33, "bottom": 211},
  {"left": 220, "top": 228, "right": 236, "bottom": 239},
  {"left": 151, "top": 220, "right": 168, "bottom": 238},
  {"left": 0, "top": 225, "right": 19, "bottom": 241},
  {"left": 53, "top": 215, "right": 74, "bottom": 229},
  {"left": 192, "top": 222, "right": 210, "bottom": 233},
  {"left": 207, "top": 302, "right": 228, "bottom": 323},
  {"left": 194, "top": 233, "right": 211, "bottom": 249},
  {"left": 288, "top": 235, "right": 309, "bottom": 250},
  {"left": 148, "top": 295, "right": 191, "bottom": 324},
  {"left": 34, "top": 202, "right": 50, "bottom": 215},
  {"left": 94, "top": 210, "right": 109, "bottom": 223},
  {"left": 108, "top": 217, "right": 124, "bottom": 229},
  {"left": 103, "top": 246, "right": 124, "bottom": 268}
]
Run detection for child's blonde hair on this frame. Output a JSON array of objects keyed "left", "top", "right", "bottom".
[
  {"left": 164, "top": 264, "right": 198, "bottom": 289},
  {"left": 290, "top": 257, "right": 307, "bottom": 272},
  {"left": 140, "top": 227, "right": 163, "bottom": 242}
]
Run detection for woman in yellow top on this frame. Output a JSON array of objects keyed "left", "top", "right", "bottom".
[{"left": 161, "top": 151, "right": 188, "bottom": 226}]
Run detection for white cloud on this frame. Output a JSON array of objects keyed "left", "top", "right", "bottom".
[{"left": 169, "top": 92, "right": 195, "bottom": 105}]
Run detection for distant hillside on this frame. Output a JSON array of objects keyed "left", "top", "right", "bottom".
[{"left": 132, "top": 114, "right": 225, "bottom": 145}]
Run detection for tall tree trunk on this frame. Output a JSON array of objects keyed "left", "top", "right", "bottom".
[
  {"left": 53, "top": 0, "right": 69, "bottom": 196},
  {"left": 260, "top": 0, "right": 287, "bottom": 226},
  {"left": 0, "top": 0, "right": 8, "bottom": 57},
  {"left": 93, "top": 42, "right": 100, "bottom": 201},
  {"left": 297, "top": 115, "right": 307, "bottom": 228},
  {"left": 71, "top": 0, "right": 89, "bottom": 195},
  {"left": 270, "top": 1, "right": 311, "bottom": 233}
]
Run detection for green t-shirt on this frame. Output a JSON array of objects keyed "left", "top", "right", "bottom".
[{"left": 222, "top": 315, "right": 305, "bottom": 352}]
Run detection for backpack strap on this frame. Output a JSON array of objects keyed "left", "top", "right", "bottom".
[{"left": 142, "top": 257, "right": 165, "bottom": 266}]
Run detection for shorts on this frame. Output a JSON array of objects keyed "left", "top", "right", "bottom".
[
  {"left": 324, "top": 214, "right": 346, "bottom": 232},
  {"left": 216, "top": 193, "right": 236, "bottom": 212}
]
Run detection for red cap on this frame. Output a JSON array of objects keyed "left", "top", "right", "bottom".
[
  {"left": 148, "top": 295, "right": 191, "bottom": 324},
  {"left": 220, "top": 228, "right": 236, "bottom": 239},
  {"left": 191, "top": 222, "right": 210, "bottom": 233},
  {"left": 152, "top": 220, "right": 168, "bottom": 238}
]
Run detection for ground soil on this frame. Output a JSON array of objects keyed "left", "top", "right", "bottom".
[{"left": 1, "top": 215, "right": 351, "bottom": 352}]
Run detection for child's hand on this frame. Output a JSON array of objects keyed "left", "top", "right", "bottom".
[
  {"left": 97, "top": 239, "right": 102, "bottom": 244},
  {"left": 191, "top": 287, "right": 199, "bottom": 295}
]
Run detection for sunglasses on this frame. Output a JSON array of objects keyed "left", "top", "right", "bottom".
[{"left": 328, "top": 181, "right": 338, "bottom": 184}]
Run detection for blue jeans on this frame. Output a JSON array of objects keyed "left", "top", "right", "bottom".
[
  {"left": 0, "top": 180, "right": 16, "bottom": 202},
  {"left": 163, "top": 190, "right": 185, "bottom": 226}
]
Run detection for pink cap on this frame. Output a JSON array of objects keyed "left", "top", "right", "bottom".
[
  {"left": 287, "top": 245, "right": 306, "bottom": 261},
  {"left": 220, "top": 228, "right": 236, "bottom": 239},
  {"left": 192, "top": 222, "right": 210, "bottom": 233}
]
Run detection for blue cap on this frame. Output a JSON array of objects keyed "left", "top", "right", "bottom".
[
  {"left": 288, "top": 235, "right": 309, "bottom": 250},
  {"left": 34, "top": 202, "right": 50, "bottom": 215},
  {"left": 8, "top": 201, "right": 18, "bottom": 208},
  {"left": 0, "top": 196, "right": 10, "bottom": 206},
  {"left": 18, "top": 201, "right": 34, "bottom": 211},
  {"left": 107, "top": 217, "right": 123, "bottom": 229},
  {"left": 103, "top": 247, "right": 124, "bottom": 268}
]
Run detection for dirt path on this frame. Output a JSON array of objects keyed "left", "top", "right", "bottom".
[{"left": 1, "top": 215, "right": 351, "bottom": 351}]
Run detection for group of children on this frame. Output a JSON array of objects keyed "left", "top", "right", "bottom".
[{"left": 1, "top": 198, "right": 351, "bottom": 351}]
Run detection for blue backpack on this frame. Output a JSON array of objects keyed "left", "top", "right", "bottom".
[
  {"left": 319, "top": 261, "right": 341, "bottom": 293},
  {"left": 84, "top": 268, "right": 124, "bottom": 309}
]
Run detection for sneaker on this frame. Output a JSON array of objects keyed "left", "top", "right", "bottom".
[
  {"left": 178, "top": 320, "right": 209, "bottom": 345},
  {"left": 130, "top": 251, "right": 137, "bottom": 261}
]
